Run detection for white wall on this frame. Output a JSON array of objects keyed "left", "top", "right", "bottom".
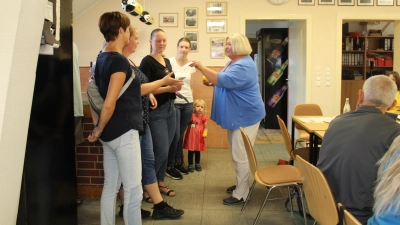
[
  {"left": 0, "top": 0, "right": 47, "bottom": 224},
  {"left": 73, "top": 0, "right": 400, "bottom": 116}
]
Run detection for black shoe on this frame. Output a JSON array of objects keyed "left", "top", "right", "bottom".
[
  {"left": 152, "top": 204, "right": 185, "bottom": 219},
  {"left": 188, "top": 164, "right": 194, "bottom": 173},
  {"left": 175, "top": 162, "right": 189, "bottom": 175},
  {"left": 166, "top": 167, "right": 183, "bottom": 180},
  {"left": 195, "top": 163, "right": 202, "bottom": 171},
  {"left": 223, "top": 197, "right": 244, "bottom": 205},
  {"left": 141, "top": 208, "right": 151, "bottom": 219},
  {"left": 226, "top": 185, "right": 236, "bottom": 193},
  {"left": 119, "top": 205, "right": 151, "bottom": 219},
  {"left": 119, "top": 204, "right": 123, "bottom": 217}
]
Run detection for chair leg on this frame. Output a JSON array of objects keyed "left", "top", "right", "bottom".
[
  {"left": 241, "top": 180, "right": 256, "bottom": 213},
  {"left": 287, "top": 186, "right": 294, "bottom": 212},
  {"left": 295, "top": 184, "right": 308, "bottom": 225},
  {"left": 312, "top": 221, "right": 317, "bottom": 225},
  {"left": 253, "top": 186, "right": 276, "bottom": 225}
]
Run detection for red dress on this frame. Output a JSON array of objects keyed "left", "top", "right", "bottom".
[{"left": 183, "top": 113, "right": 209, "bottom": 151}]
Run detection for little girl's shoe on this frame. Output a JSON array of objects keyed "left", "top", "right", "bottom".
[
  {"left": 195, "top": 163, "right": 202, "bottom": 171},
  {"left": 188, "top": 165, "right": 194, "bottom": 173}
]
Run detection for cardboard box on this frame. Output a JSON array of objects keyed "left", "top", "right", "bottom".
[{"left": 369, "top": 29, "right": 382, "bottom": 36}]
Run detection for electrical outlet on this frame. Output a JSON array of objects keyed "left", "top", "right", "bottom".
[{"left": 140, "top": 51, "right": 144, "bottom": 56}]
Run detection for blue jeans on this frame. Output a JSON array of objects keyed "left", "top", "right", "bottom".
[
  {"left": 149, "top": 99, "right": 176, "bottom": 182},
  {"left": 100, "top": 129, "right": 142, "bottom": 225},
  {"left": 140, "top": 123, "right": 157, "bottom": 185},
  {"left": 168, "top": 103, "right": 193, "bottom": 167}
]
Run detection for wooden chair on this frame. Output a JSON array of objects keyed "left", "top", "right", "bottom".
[
  {"left": 338, "top": 203, "right": 362, "bottom": 225},
  {"left": 296, "top": 155, "right": 339, "bottom": 225},
  {"left": 277, "top": 115, "right": 310, "bottom": 164},
  {"left": 239, "top": 127, "right": 307, "bottom": 225},
  {"left": 294, "top": 104, "right": 323, "bottom": 148}
]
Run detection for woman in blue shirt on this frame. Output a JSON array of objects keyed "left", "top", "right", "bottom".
[{"left": 190, "top": 33, "right": 265, "bottom": 205}]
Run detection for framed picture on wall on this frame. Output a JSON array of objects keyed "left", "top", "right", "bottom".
[
  {"left": 206, "top": 19, "right": 227, "bottom": 33},
  {"left": 159, "top": 13, "right": 178, "bottom": 27},
  {"left": 377, "top": 0, "right": 394, "bottom": 5},
  {"left": 184, "top": 7, "right": 198, "bottom": 28},
  {"left": 319, "top": 0, "right": 335, "bottom": 5},
  {"left": 184, "top": 31, "right": 198, "bottom": 52},
  {"left": 357, "top": 0, "right": 373, "bottom": 5},
  {"left": 299, "top": 0, "right": 315, "bottom": 5},
  {"left": 206, "top": 2, "right": 227, "bottom": 16},
  {"left": 338, "top": 0, "right": 354, "bottom": 5},
  {"left": 210, "top": 37, "right": 225, "bottom": 59}
]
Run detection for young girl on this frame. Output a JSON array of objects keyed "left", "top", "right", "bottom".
[{"left": 183, "top": 99, "right": 209, "bottom": 172}]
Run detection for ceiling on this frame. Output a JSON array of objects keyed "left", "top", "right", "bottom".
[{"left": 73, "top": 0, "right": 100, "bottom": 19}]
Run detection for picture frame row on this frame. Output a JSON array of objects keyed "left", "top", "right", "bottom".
[
  {"left": 161, "top": 12, "right": 227, "bottom": 33},
  {"left": 300, "top": 0, "right": 400, "bottom": 5},
  {"left": 184, "top": 31, "right": 226, "bottom": 59}
]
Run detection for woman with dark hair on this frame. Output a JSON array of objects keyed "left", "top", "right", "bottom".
[
  {"left": 88, "top": 12, "right": 142, "bottom": 225},
  {"left": 386, "top": 71, "right": 400, "bottom": 114},
  {"left": 139, "top": 29, "right": 182, "bottom": 197}
]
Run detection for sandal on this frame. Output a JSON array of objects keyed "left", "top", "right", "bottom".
[
  {"left": 158, "top": 185, "right": 176, "bottom": 197},
  {"left": 143, "top": 190, "right": 153, "bottom": 203}
]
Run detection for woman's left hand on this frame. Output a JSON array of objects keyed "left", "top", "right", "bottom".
[{"left": 149, "top": 94, "right": 158, "bottom": 110}]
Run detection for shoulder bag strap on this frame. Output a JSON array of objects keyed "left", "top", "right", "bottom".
[{"left": 117, "top": 70, "right": 135, "bottom": 98}]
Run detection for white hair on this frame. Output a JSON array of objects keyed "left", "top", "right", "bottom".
[
  {"left": 363, "top": 75, "right": 397, "bottom": 109},
  {"left": 373, "top": 135, "right": 400, "bottom": 216}
]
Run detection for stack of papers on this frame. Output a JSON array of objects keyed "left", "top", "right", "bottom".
[{"left": 297, "top": 116, "right": 336, "bottom": 123}]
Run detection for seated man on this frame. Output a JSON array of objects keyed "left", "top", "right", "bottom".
[{"left": 317, "top": 75, "right": 400, "bottom": 225}]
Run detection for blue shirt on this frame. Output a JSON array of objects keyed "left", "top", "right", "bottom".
[
  {"left": 211, "top": 55, "right": 265, "bottom": 129},
  {"left": 368, "top": 207, "right": 400, "bottom": 225}
]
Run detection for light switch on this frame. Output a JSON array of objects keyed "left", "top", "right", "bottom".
[{"left": 316, "top": 67, "right": 321, "bottom": 87}]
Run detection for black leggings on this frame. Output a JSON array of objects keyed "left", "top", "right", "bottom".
[{"left": 188, "top": 151, "right": 200, "bottom": 165}]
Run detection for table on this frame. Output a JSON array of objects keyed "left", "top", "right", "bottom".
[
  {"left": 291, "top": 116, "right": 330, "bottom": 165},
  {"left": 312, "top": 131, "right": 325, "bottom": 163}
]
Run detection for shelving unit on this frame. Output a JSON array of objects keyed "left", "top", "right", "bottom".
[
  {"left": 342, "top": 36, "right": 394, "bottom": 79},
  {"left": 341, "top": 35, "right": 394, "bottom": 112}
]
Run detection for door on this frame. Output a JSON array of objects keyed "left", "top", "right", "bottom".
[{"left": 287, "top": 21, "right": 307, "bottom": 136}]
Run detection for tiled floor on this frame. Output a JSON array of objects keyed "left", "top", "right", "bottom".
[{"left": 77, "top": 128, "right": 312, "bottom": 225}]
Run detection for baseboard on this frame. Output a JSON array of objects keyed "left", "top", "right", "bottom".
[{"left": 77, "top": 186, "right": 103, "bottom": 198}]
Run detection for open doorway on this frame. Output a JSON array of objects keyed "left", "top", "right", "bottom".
[
  {"left": 335, "top": 14, "right": 400, "bottom": 113},
  {"left": 242, "top": 15, "right": 311, "bottom": 136}
]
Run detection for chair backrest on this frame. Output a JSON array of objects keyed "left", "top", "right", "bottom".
[
  {"left": 296, "top": 155, "right": 338, "bottom": 225},
  {"left": 240, "top": 127, "right": 258, "bottom": 175},
  {"left": 337, "top": 203, "right": 362, "bottom": 225},
  {"left": 294, "top": 104, "right": 323, "bottom": 129},
  {"left": 276, "top": 115, "right": 295, "bottom": 160}
]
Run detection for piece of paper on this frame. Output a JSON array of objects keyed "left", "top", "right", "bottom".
[{"left": 297, "top": 116, "right": 336, "bottom": 123}]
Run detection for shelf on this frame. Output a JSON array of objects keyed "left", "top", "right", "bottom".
[
  {"left": 342, "top": 50, "right": 364, "bottom": 53},
  {"left": 367, "top": 50, "right": 394, "bottom": 53},
  {"left": 342, "top": 65, "right": 364, "bottom": 68},
  {"left": 365, "top": 36, "right": 394, "bottom": 38},
  {"left": 372, "top": 66, "right": 393, "bottom": 68}
]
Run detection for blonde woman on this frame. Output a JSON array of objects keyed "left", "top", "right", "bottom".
[
  {"left": 190, "top": 33, "right": 265, "bottom": 205},
  {"left": 367, "top": 135, "right": 400, "bottom": 225}
]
